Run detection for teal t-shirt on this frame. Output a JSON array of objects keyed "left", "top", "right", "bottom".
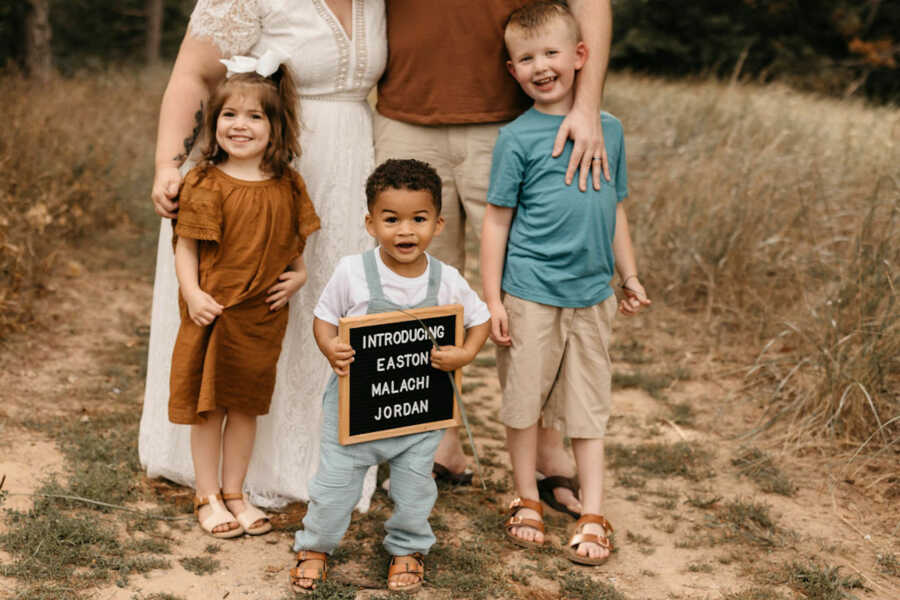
[{"left": 487, "top": 108, "right": 629, "bottom": 308}]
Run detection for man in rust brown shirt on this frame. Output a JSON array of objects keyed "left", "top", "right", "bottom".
[{"left": 375, "top": 0, "right": 613, "bottom": 518}]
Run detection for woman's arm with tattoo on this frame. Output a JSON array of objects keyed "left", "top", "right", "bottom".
[{"left": 152, "top": 35, "right": 227, "bottom": 218}]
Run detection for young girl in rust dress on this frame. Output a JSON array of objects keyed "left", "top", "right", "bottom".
[{"left": 168, "top": 53, "right": 320, "bottom": 539}]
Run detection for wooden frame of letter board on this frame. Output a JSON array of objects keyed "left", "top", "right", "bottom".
[{"left": 338, "top": 304, "right": 463, "bottom": 445}]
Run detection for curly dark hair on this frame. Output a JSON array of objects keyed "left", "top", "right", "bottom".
[{"left": 365, "top": 158, "right": 442, "bottom": 212}]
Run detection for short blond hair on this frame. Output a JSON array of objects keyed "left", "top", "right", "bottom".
[{"left": 504, "top": 0, "right": 580, "bottom": 43}]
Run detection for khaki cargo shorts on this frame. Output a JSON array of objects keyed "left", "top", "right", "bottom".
[{"left": 497, "top": 293, "right": 617, "bottom": 439}]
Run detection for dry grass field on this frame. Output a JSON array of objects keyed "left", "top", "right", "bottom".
[{"left": 0, "top": 69, "right": 897, "bottom": 599}]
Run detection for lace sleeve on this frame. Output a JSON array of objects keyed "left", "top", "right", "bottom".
[{"left": 187, "top": 0, "right": 263, "bottom": 58}]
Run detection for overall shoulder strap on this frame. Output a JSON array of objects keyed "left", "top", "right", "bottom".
[
  {"left": 362, "top": 249, "right": 385, "bottom": 301},
  {"left": 424, "top": 255, "right": 443, "bottom": 304}
]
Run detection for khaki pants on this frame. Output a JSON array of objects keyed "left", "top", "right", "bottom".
[{"left": 373, "top": 113, "right": 504, "bottom": 272}]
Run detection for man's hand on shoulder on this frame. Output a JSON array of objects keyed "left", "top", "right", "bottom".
[{"left": 553, "top": 105, "right": 609, "bottom": 192}]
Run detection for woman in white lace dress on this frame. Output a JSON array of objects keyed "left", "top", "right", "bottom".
[{"left": 140, "top": 0, "right": 385, "bottom": 512}]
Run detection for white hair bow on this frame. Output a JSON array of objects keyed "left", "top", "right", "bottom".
[{"left": 220, "top": 49, "right": 286, "bottom": 78}]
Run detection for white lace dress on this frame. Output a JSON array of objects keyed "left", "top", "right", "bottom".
[{"left": 139, "top": 0, "right": 385, "bottom": 510}]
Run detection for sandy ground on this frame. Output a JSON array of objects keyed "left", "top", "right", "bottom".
[{"left": 0, "top": 251, "right": 898, "bottom": 600}]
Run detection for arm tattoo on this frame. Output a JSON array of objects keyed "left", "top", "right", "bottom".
[{"left": 173, "top": 105, "right": 204, "bottom": 163}]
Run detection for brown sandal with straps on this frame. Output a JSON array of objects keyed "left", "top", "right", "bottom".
[
  {"left": 566, "top": 514, "right": 614, "bottom": 565},
  {"left": 504, "top": 497, "right": 545, "bottom": 548},
  {"left": 193, "top": 493, "right": 242, "bottom": 539},
  {"left": 221, "top": 490, "right": 272, "bottom": 535},
  {"left": 289, "top": 550, "right": 328, "bottom": 593},
  {"left": 387, "top": 552, "right": 425, "bottom": 593}
]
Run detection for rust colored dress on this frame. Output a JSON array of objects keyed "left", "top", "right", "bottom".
[{"left": 168, "top": 166, "right": 320, "bottom": 424}]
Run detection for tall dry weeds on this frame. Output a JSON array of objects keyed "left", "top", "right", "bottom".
[
  {"left": 606, "top": 74, "right": 899, "bottom": 459},
  {"left": 2, "top": 68, "right": 896, "bottom": 472},
  {"left": 1, "top": 68, "right": 164, "bottom": 338}
]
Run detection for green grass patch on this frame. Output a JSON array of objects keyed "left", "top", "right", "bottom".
[
  {"left": 653, "top": 497, "right": 677, "bottom": 510},
  {"left": 731, "top": 447, "right": 795, "bottom": 496},
  {"left": 786, "top": 561, "right": 864, "bottom": 599},
  {"left": 178, "top": 555, "right": 220, "bottom": 576},
  {"left": 126, "top": 537, "right": 172, "bottom": 555},
  {"left": 428, "top": 540, "right": 513, "bottom": 599},
  {"left": 21, "top": 410, "right": 142, "bottom": 507},
  {"left": 625, "top": 530, "right": 655, "bottom": 555},
  {"left": 685, "top": 493, "right": 721, "bottom": 509},
  {"left": 0, "top": 482, "right": 170, "bottom": 593},
  {"left": 4, "top": 582, "right": 84, "bottom": 600},
  {"left": 876, "top": 552, "right": 899, "bottom": 577},
  {"left": 667, "top": 401, "right": 696, "bottom": 427},
  {"left": 278, "top": 578, "right": 360, "bottom": 599},
  {"left": 607, "top": 441, "right": 713, "bottom": 480},
  {"left": 614, "top": 367, "right": 692, "bottom": 399},
  {"left": 559, "top": 570, "right": 626, "bottom": 600},
  {"left": 716, "top": 499, "right": 782, "bottom": 547},
  {"left": 612, "top": 371, "right": 673, "bottom": 399},
  {"left": 721, "top": 587, "right": 786, "bottom": 600},
  {"left": 1, "top": 486, "right": 121, "bottom": 583}
]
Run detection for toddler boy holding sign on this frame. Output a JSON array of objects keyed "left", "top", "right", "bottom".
[{"left": 290, "top": 159, "right": 490, "bottom": 594}]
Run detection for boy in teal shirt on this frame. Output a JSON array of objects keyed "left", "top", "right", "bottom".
[{"left": 482, "top": 0, "right": 651, "bottom": 566}]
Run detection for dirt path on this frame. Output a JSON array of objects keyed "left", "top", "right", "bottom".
[{"left": 1, "top": 247, "right": 897, "bottom": 600}]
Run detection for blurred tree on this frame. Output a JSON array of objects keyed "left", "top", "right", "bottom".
[
  {"left": 0, "top": 2, "right": 27, "bottom": 69},
  {"left": 610, "top": 0, "right": 899, "bottom": 102},
  {"left": 0, "top": 0, "right": 191, "bottom": 73},
  {"left": 146, "top": 0, "right": 163, "bottom": 64},
  {"left": 25, "top": 0, "right": 52, "bottom": 80}
]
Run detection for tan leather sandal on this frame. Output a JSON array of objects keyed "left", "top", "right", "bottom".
[
  {"left": 289, "top": 550, "right": 327, "bottom": 593},
  {"left": 504, "top": 497, "right": 545, "bottom": 549},
  {"left": 221, "top": 490, "right": 272, "bottom": 535},
  {"left": 193, "top": 493, "right": 242, "bottom": 539},
  {"left": 387, "top": 552, "right": 425, "bottom": 593},
  {"left": 566, "top": 514, "right": 614, "bottom": 566}
]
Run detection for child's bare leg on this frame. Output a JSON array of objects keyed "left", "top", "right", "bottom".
[
  {"left": 535, "top": 426, "right": 582, "bottom": 514},
  {"left": 506, "top": 424, "right": 543, "bottom": 544},
  {"left": 191, "top": 408, "right": 238, "bottom": 533},
  {"left": 433, "top": 427, "right": 468, "bottom": 475},
  {"left": 220, "top": 409, "right": 265, "bottom": 528},
  {"left": 571, "top": 438, "right": 609, "bottom": 560}
]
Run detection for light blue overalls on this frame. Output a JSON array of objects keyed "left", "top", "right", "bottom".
[{"left": 293, "top": 249, "right": 445, "bottom": 557}]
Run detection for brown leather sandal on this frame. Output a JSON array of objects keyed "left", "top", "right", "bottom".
[
  {"left": 566, "top": 514, "right": 614, "bottom": 566},
  {"left": 193, "top": 493, "right": 242, "bottom": 539},
  {"left": 387, "top": 552, "right": 425, "bottom": 593},
  {"left": 504, "top": 497, "right": 545, "bottom": 548},
  {"left": 221, "top": 490, "right": 272, "bottom": 535},
  {"left": 289, "top": 550, "right": 328, "bottom": 593}
]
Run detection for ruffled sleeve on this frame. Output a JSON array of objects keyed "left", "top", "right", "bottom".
[
  {"left": 187, "top": 0, "right": 263, "bottom": 58},
  {"left": 174, "top": 170, "right": 223, "bottom": 243},
  {"left": 291, "top": 171, "right": 321, "bottom": 255}
]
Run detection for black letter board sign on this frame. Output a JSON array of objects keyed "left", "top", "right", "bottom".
[{"left": 337, "top": 304, "right": 463, "bottom": 445}]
